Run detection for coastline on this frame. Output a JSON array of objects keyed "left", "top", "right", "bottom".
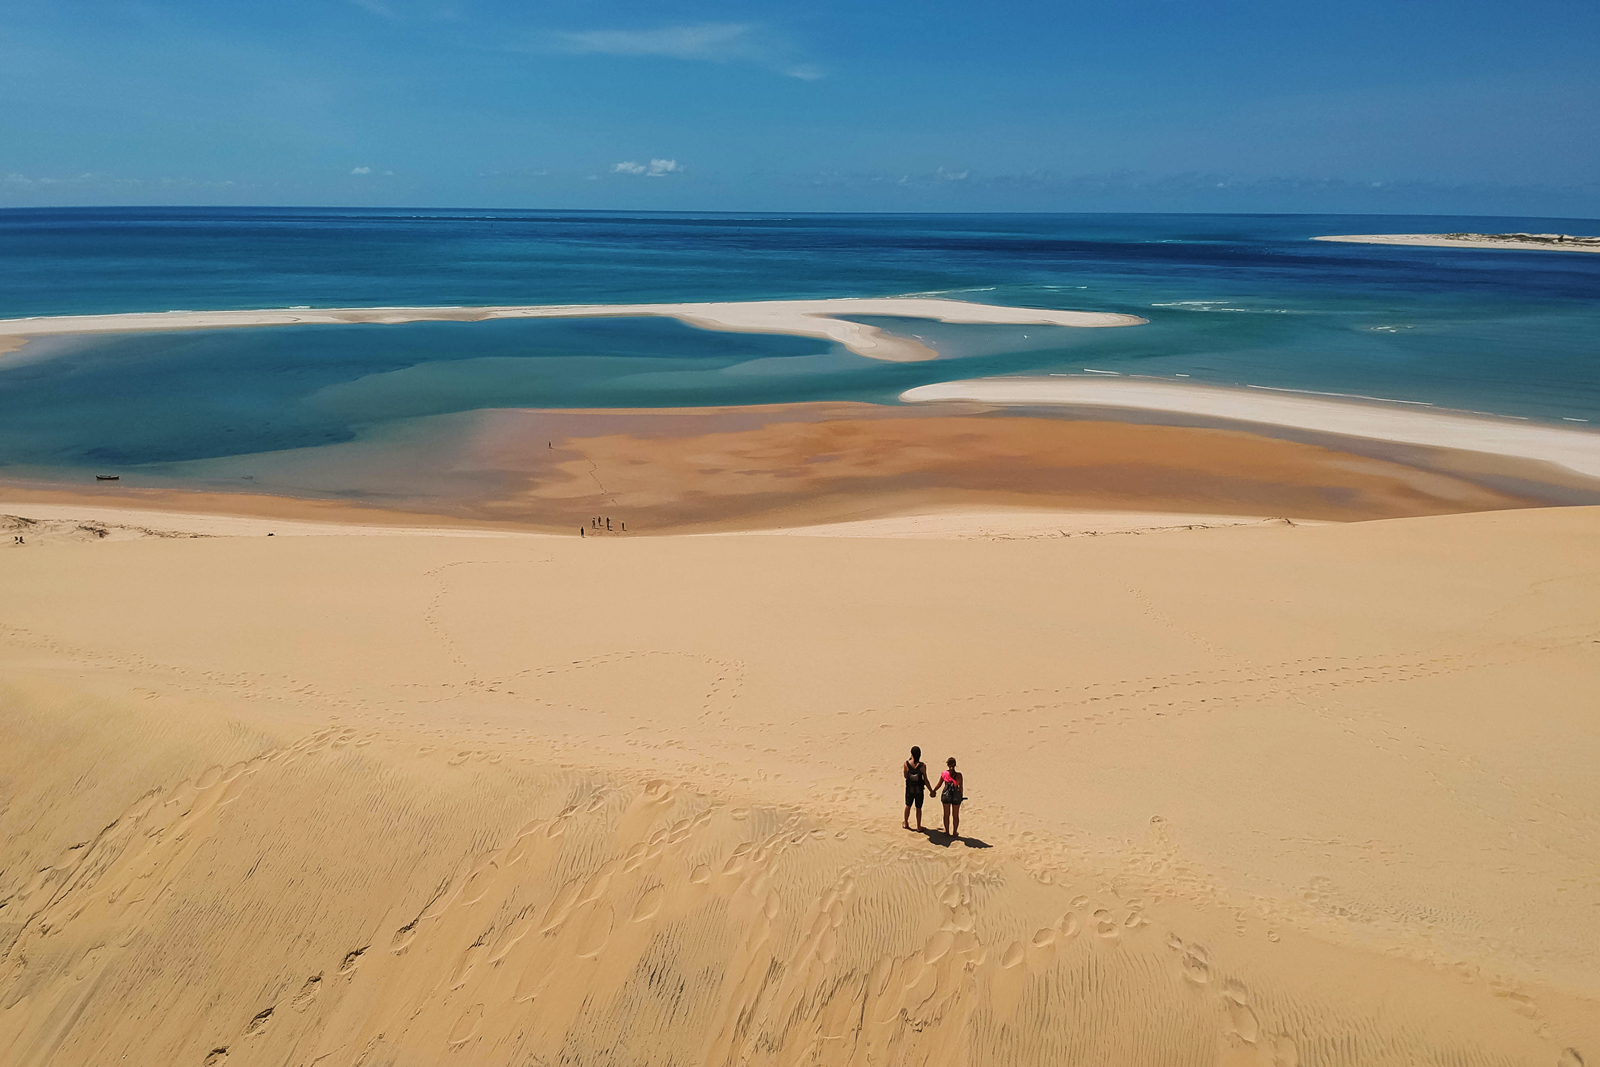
[
  {"left": 0, "top": 297, "right": 1147, "bottom": 364},
  {"left": 900, "top": 377, "right": 1600, "bottom": 481},
  {"left": 1314, "top": 233, "right": 1600, "bottom": 253}
]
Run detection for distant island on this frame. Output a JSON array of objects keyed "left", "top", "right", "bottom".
[{"left": 1315, "top": 232, "right": 1600, "bottom": 252}]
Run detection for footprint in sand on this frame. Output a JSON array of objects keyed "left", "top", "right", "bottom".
[
  {"left": 390, "top": 921, "right": 419, "bottom": 953},
  {"left": 540, "top": 881, "right": 581, "bottom": 933},
  {"left": 1559, "top": 1050, "right": 1585, "bottom": 1067},
  {"left": 576, "top": 905, "right": 614, "bottom": 958},
  {"left": 632, "top": 886, "right": 665, "bottom": 923},
  {"left": 923, "top": 930, "right": 956, "bottom": 963},
  {"left": 338, "top": 947, "right": 367, "bottom": 976},
  {"left": 242, "top": 1007, "right": 274, "bottom": 1038},
  {"left": 447, "top": 1004, "right": 484, "bottom": 1048},
  {"left": 291, "top": 974, "right": 322, "bottom": 1011},
  {"left": 1223, "top": 978, "right": 1260, "bottom": 1043},
  {"left": 1177, "top": 939, "right": 1211, "bottom": 984},
  {"left": 449, "top": 939, "right": 488, "bottom": 988},
  {"left": 202, "top": 1048, "right": 229, "bottom": 1066}
]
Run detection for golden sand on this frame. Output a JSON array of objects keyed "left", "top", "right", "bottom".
[{"left": 2, "top": 506, "right": 1598, "bottom": 1065}]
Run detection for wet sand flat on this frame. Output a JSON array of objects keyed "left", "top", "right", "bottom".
[{"left": 8, "top": 401, "right": 1589, "bottom": 536}]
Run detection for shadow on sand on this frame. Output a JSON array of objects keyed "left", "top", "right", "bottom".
[{"left": 912, "top": 827, "right": 992, "bottom": 849}]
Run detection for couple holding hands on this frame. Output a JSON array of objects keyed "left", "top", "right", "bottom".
[{"left": 902, "top": 745, "right": 966, "bottom": 839}]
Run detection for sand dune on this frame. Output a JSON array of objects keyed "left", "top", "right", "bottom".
[
  {"left": 2, "top": 507, "right": 1598, "bottom": 1065},
  {"left": 0, "top": 297, "right": 1145, "bottom": 364}
]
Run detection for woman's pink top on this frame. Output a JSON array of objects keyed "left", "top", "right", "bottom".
[{"left": 941, "top": 770, "right": 960, "bottom": 785}]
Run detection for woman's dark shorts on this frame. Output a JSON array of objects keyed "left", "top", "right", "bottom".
[{"left": 905, "top": 781, "right": 924, "bottom": 808}]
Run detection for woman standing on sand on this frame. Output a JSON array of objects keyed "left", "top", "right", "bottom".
[
  {"left": 903, "top": 746, "right": 935, "bottom": 830},
  {"left": 939, "top": 757, "right": 965, "bottom": 838}
]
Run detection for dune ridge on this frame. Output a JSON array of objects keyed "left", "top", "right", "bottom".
[{"left": 0, "top": 297, "right": 1145, "bottom": 364}]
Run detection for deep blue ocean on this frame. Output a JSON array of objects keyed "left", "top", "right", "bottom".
[{"left": 1, "top": 208, "right": 1597, "bottom": 477}]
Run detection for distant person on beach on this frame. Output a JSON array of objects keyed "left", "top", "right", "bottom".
[
  {"left": 939, "top": 757, "right": 965, "bottom": 838},
  {"left": 902, "top": 746, "right": 934, "bottom": 830}
]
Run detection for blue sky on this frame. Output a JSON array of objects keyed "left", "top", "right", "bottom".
[{"left": 2, "top": 0, "right": 1598, "bottom": 213}]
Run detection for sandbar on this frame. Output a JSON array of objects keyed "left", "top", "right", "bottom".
[
  {"left": 1315, "top": 232, "right": 1600, "bottom": 253},
  {"left": 900, "top": 377, "right": 1600, "bottom": 481},
  {"left": 0, "top": 296, "right": 1146, "bottom": 363}
]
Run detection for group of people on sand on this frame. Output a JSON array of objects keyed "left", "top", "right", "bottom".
[{"left": 901, "top": 746, "right": 966, "bottom": 839}]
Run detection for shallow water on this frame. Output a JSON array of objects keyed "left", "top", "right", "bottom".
[{"left": 1, "top": 208, "right": 1597, "bottom": 482}]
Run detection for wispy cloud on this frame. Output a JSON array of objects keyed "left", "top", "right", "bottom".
[
  {"left": 546, "top": 23, "right": 822, "bottom": 79},
  {"left": 2, "top": 172, "right": 240, "bottom": 190},
  {"left": 350, "top": 166, "right": 372, "bottom": 175},
  {"left": 612, "top": 159, "right": 682, "bottom": 177}
]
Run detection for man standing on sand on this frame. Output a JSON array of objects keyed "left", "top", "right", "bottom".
[{"left": 903, "top": 746, "right": 935, "bottom": 830}]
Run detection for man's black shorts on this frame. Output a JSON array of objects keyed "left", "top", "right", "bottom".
[{"left": 904, "top": 780, "right": 924, "bottom": 808}]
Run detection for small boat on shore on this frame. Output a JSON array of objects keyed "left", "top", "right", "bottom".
[{"left": 95, "top": 475, "right": 119, "bottom": 481}]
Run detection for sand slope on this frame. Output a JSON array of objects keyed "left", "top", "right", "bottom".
[{"left": 2, "top": 509, "right": 1598, "bottom": 1065}]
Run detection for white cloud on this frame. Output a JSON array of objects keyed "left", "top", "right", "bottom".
[
  {"left": 554, "top": 23, "right": 755, "bottom": 61},
  {"left": 612, "top": 159, "right": 681, "bottom": 177},
  {"left": 547, "top": 23, "right": 822, "bottom": 79},
  {"left": 350, "top": 166, "right": 371, "bottom": 175}
]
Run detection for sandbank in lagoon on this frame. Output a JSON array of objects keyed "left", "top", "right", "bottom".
[
  {"left": 0, "top": 296, "right": 1146, "bottom": 363},
  {"left": 900, "top": 377, "right": 1600, "bottom": 481}
]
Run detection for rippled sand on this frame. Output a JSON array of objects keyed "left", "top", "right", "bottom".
[{"left": 2, "top": 507, "right": 1598, "bottom": 1065}]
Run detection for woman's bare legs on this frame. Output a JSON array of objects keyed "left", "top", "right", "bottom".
[
  {"left": 942, "top": 801, "right": 953, "bottom": 836},
  {"left": 951, "top": 803, "right": 961, "bottom": 838}
]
